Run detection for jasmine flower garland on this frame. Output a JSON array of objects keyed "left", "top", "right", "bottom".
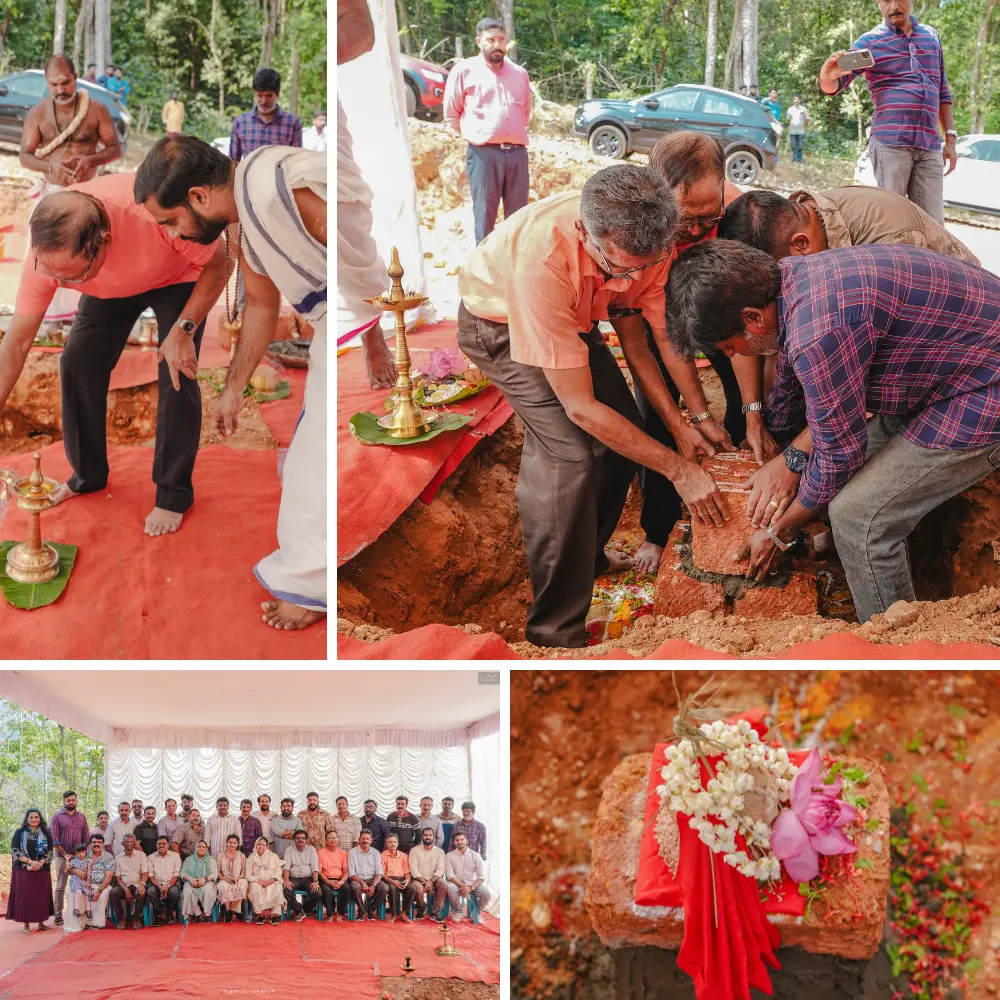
[{"left": 658, "top": 719, "right": 799, "bottom": 882}]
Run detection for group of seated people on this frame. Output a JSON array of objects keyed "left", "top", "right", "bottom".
[{"left": 7, "top": 789, "right": 491, "bottom": 933}]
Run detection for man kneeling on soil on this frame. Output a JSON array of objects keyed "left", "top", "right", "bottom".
[
  {"left": 0, "top": 175, "right": 227, "bottom": 535},
  {"left": 134, "top": 136, "right": 326, "bottom": 630},
  {"left": 665, "top": 240, "right": 1000, "bottom": 623},
  {"left": 718, "top": 185, "right": 980, "bottom": 534},
  {"left": 457, "top": 163, "right": 728, "bottom": 649}
]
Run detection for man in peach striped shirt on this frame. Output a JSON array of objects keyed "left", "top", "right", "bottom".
[
  {"left": 443, "top": 17, "right": 531, "bottom": 245},
  {"left": 457, "top": 164, "right": 729, "bottom": 648}
]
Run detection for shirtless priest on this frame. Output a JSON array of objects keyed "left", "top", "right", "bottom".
[
  {"left": 20, "top": 55, "right": 122, "bottom": 330},
  {"left": 135, "top": 137, "right": 327, "bottom": 630}
]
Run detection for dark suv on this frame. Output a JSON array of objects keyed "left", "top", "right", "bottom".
[
  {"left": 573, "top": 84, "right": 780, "bottom": 184},
  {"left": 0, "top": 70, "right": 131, "bottom": 148}
]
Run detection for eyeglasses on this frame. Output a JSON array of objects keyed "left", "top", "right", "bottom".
[
  {"left": 678, "top": 187, "right": 726, "bottom": 235},
  {"left": 34, "top": 242, "right": 101, "bottom": 283},
  {"left": 591, "top": 239, "right": 672, "bottom": 281}
]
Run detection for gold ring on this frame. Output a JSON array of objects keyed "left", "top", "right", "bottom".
[{"left": 768, "top": 500, "right": 779, "bottom": 508}]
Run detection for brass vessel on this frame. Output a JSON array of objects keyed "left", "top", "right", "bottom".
[
  {"left": 434, "top": 919, "right": 459, "bottom": 957},
  {"left": 364, "top": 247, "right": 436, "bottom": 439},
  {"left": 3, "top": 452, "right": 60, "bottom": 584}
]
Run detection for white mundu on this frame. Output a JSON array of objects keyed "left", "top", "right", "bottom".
[{"left": 234, "top": 145, "right": 327, "bottom": 612}]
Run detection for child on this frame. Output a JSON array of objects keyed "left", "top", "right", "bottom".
[{"left": 67, "top": 844, "right": 94, "bottom": 920}]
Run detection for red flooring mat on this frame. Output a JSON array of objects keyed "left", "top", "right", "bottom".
[
  {"left": 337, "top": 623, "right": 1000, "bottom": 660},
  {"left": 336, "top": 320, "right": 513, "bottom": 565},
  {"left": 0, "top": 916, "right": 498, "bottom": 1000},
  {"left": 0, "top": 439, "right": 325, "bottom": 659}
]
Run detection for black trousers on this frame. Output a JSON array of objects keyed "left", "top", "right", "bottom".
[
  {"left": 350, "top": 876, "right": 389, "bottom": 915},
  {"left": 60, "top": 282, "right": 205, "bottom": 513},
  {"left": 109, "top": 883, "right": 145, "bottom": 924},
  {"left": 466, "top": 143, "right": 530, "bottom": 245},
  {"left": 385, "top": 880, "right": 419, "bottom": 916},
  {"left": 147, "top": 881, "right": 181, "bottom": 918},
  {"left": 283, "top": 876, "right": 320, "bottom": 914},
  {"left": 320, "top": 882, "right": 349, "bottom": 916},
  {"left": 633, "top": 324, "right": 746, "bottom": 548},
  {"left": 458, "top": 303, "right": 642, "bottom": 647}
]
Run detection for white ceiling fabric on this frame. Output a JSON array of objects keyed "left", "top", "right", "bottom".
[{"left": 0, "top": 671, "right": 500, "bottom": 749}]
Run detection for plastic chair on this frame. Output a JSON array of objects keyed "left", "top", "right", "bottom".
[
  {"left": 281, "top": 889, "right": 323, "bottom": 921},
  {"left": 346, "top": 895, "right": 387, "bottom": 921},
  {"left": 440, "top": 894, "right": 479, "bottom": 922}
]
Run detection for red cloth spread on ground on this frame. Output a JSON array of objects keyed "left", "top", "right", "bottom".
[
  {"left": 336, "top": 623, "right": 1000, "bottom": 660},
  {"left": 0, "top": 914, "right": 496, "bottom": 1000},
  {"left": 0, "top": 391, "right": 324, "bottom": 658},
  {"left": 337, "top": 320, "right": 513, "bottom": 564}
]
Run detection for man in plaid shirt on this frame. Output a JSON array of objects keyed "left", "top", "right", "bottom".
[
  {"left": 665, "top": 240, "right": 1000, "bottom": 622},
  {"left": 229, "top": 68, "right": 302, "bottom": 163}
]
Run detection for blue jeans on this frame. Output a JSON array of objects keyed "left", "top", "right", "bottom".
[{"left": 790, "top": 133, "right": 805, "bottom": 162}]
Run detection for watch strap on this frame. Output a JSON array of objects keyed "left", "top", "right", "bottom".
[
  {"left": 741, "top": 401, "right": 763, "bottom": 414},
  {"left": 690, "top": 411, "right": 711, "bottom": 424},
  {"left": 783, "top": 445, "right": 808, "bottom": 473},
  {"left": 176, "top": 318, "right": 197, "bottom": 336},
  {"left": 766, "top": 524, "right": 792, "bottom": 552}
]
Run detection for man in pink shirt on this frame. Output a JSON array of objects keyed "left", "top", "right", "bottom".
[
  {"left": 0, "top": 173, "right": 228, "bottom": 536},
  {"left": 443, "top": 17, "right": 532, "bottom": 245}
]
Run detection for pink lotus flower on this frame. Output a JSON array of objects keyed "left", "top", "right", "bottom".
[
  {"left": 771, "top": 747, "right": 857, "bottom": 883},
  {"left": 424, "top": 349, "right": 466, "bottom": 380}
]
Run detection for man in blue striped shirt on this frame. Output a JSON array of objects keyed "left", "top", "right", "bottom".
[{"left": 819, "top": 0, "right": 957, "bottom": 223}]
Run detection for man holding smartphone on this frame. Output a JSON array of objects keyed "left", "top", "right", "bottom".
[{"left": 818, "top": 0, "right": 956, "bottom": 223}]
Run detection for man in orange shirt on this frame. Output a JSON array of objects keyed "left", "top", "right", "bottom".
[
  {"left": 381, "top": 833, "right": 416, "bottom": 924},
  {"left": 317, "top": 829, "right": 350, "bottom": 922},
  {"left": 0, "top": 173, "right": 228, "bottom": 536},
  {"left": 457, "top": 163, "right": 728, "bottom": 648},
  {"left": 632, "top": 132, "right": 780, "bottom": 574}
]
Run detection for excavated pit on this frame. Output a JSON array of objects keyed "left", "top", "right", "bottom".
[{"left": 337, "top": 412, "right": 1000, "bottom": 652}]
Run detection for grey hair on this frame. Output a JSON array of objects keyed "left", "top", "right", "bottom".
[
  {"left": 580, "top": 164, "right": 678, "bottom": 257},
  {"left": 29, "top": 192, "right": 109, "bottom": 257}
]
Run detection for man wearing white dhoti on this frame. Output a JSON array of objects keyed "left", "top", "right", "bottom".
[
  {"left": 336, "top": 0, "right": 396, "bottom": 390},
  {"left": 135, "top": 135, "right": 327, "bottom": 630}
]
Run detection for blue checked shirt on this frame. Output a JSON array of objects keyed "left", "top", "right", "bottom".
[
  {"left": 766, "top": 245, "right": 1000, "bottom": 510},
  {"left": 836, "top": 17, "right": 952, "bottom": 151},
  {"left": 229, "top": 107, "right": 303, "bottom": 163}
]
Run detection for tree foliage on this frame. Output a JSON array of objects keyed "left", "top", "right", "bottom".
[
  {"left": 0, "top": 698, "right": 105, "bottom": 846},
  {"left": 407, "top": 0, "right": 998, "bottom": 156},
  {"left": 2, "top": 0, "right": 327, "bottom": 141}
]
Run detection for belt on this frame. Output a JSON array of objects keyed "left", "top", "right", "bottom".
[{"left": 485, "top": 142, "right": 523, "bottom": 151}]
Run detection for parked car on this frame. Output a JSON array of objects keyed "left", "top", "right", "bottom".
[
  {"left": 212, "top": 136, "right": 231, "bottom": 158},
  {"left": 855, "top": 133, "right": 1000, "bottom": 215},
  {"left": 0, "top": 69, "right": 130, "bottom": 149},
  {"left": 572, "top": 83, "right": 781, "bottom": 184},
  {"left": 401, "top": 54, "right": 449, "bottom": 121}
]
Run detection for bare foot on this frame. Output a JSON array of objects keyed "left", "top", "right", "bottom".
[
  {"left": 633, "top": 540, "right": 664, "bottom": 575},
  {"left": 260, "top": 600, "right": 326, "bottom": 631},
  {"left": 144, "top": 507, "right": 184, "bottom": 537},
  {"left": 50, "top": 483, "right": 79, "bottom": 506},
  {"left": 361, "top": 325, "right": 396, "bottom": 390},
  {"left": 601, "top": 548, "right": 633, "bottom": 576}
]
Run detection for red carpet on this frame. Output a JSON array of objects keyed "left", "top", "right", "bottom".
[
  {"left": 337, "top": 623, "right": 1000, "bottom": 660},
  {"left": 337, "top": 320, "right": 513, "bottom": 564},
  {"left": 0, "top": 364, "right": 324, "bottom": 658},
  {"left": 0, "top": 915, "right": 499, "bottom": 1000}
]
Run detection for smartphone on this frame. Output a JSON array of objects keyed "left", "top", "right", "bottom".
[{"left": 838, "top": 49, "right": 875, "bottom": 72}]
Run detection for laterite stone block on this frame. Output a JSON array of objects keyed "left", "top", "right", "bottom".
[{"left": 689, "top": 451, "right": 760, "bottom": 576}]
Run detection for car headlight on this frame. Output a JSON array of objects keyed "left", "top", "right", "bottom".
[
  {"left": 769, "top": 120, "right": 783, "bottom": 136},
  {"left": 422, "top": 70, "right": 446, "bottom": 83}
]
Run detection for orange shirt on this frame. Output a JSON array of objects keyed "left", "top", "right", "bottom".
[
  {"left": 380, "top": 850, "right": 410, "bottom": 879},
  {"left": 458, "top": 191, "right": 675, "bottom": 370},
  {"left": 16, "top": 172, "right": 217, "bottom": 317},
  {"left": 317, "top": 846, "right": 349, "bottom": 881}
]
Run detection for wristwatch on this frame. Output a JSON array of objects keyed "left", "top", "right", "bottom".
[
  {"left": 741, "top": 401, "right": 763, "bottom": 415},
  {"left": 766, "top": 524, "right": 792, "bottom": 552},
  {"left": 944, "top": 129, "right": 958, "bottom": 139},
  {"left": 783, "top": 445, "right": 809, "bottom": 474},
  {"left": 175, "top": 318, "right": 197, "bottom": 337},
  {"left": 690, "top": 411, "right": 711, "bottom": 424}
]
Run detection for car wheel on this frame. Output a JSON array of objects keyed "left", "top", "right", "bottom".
[
  {"left": 404, "top": 81, "right": 418, "bottom": 118},
  {"left": 726, "top": 150, "right": 759, "bottom": 185},
  {"left": 589, "top": 124, "right": 628, "bottom": 160}
]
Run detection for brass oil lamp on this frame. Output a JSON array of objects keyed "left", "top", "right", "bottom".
[
  {"left": 2, "top": 452, "right": 59, "bottom": 584},
  {"left": 434, "top": 919, "right": 459, "bottom": 957}
]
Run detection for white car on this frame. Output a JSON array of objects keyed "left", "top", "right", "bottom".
[
  {"left": 212, "top": 136, "right": 230, "bottom": 158},
  {"left": 855, "top": 133, "right": 1000, "bottom": 215}
]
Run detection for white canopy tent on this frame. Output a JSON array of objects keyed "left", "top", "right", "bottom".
[{"left": 0, "top": 671, "right": 502, "bottom": 907}]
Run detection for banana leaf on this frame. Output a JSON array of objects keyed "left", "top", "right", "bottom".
[
  {"left": 349, "top": 410, "right": 472, "bottom": 446},
  {"left": 0, "top": 540, "right": 78, "bottom": 610},
  {"left": 251, "top": 380, "right": 291, "bottom": 403},
  {"left": 383, "top": 379, "right": 490, "bottom": 412}
]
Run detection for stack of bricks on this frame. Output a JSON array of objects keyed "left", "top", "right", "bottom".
[{"left": 653, "top": 451, "right": 820, "bottom": 619}]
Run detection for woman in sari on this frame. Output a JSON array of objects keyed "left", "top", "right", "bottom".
[
  {"left": 216, "top": 834, "right": 248, "bottom": 922},
  {"left": 246, "top": 835, "right": 284, "bottom": 925},
  {"left": 7, "top": 808, "right": 54, "bottom": 933},
  {"left": 181, "top": 840, "right": 218, "bottom": 922}
]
